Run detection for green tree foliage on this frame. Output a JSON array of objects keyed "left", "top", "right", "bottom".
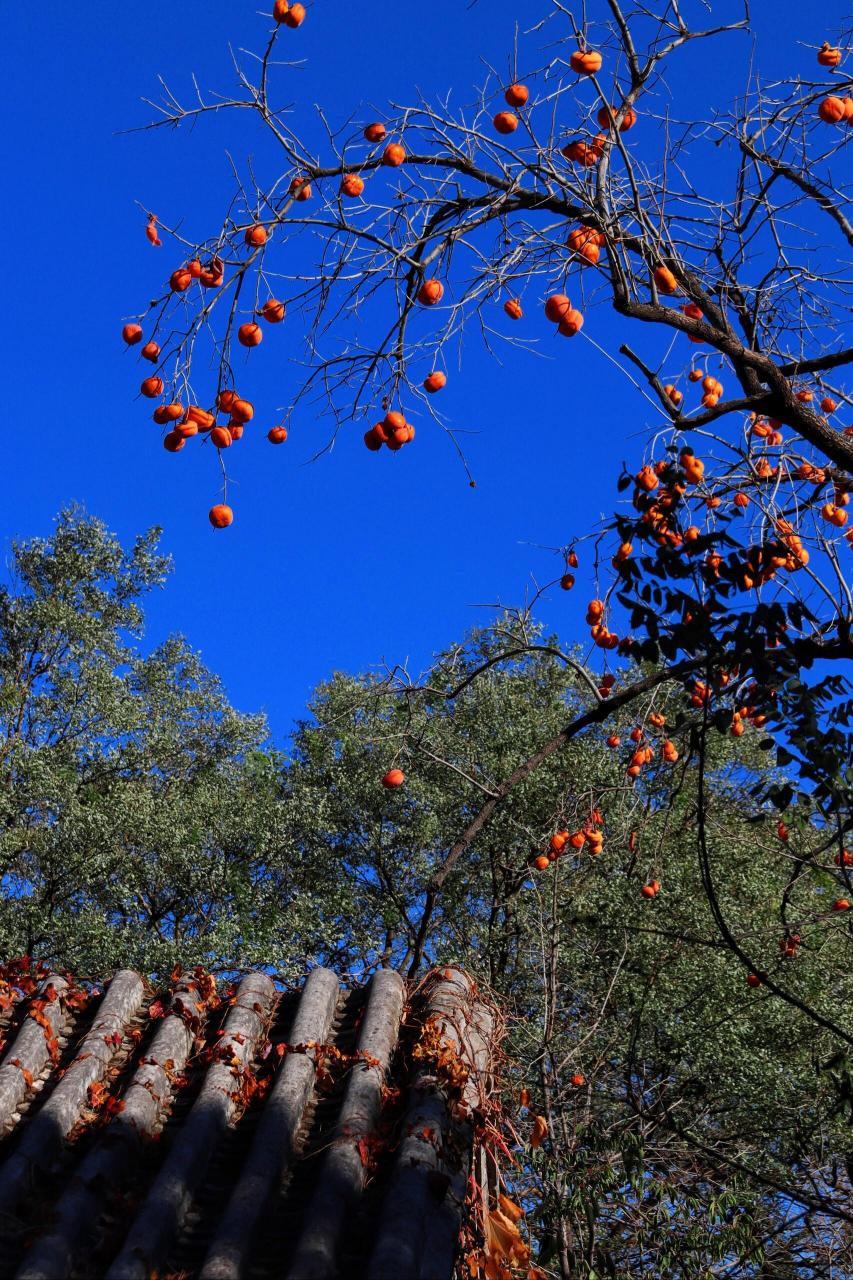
[
  {"left": 284, "top": 623, "right": 853, "bottom": 1275},
  {"left": 0, "top": 507, "right": 335, "bottom": 977}
]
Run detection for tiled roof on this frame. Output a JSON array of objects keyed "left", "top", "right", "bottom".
[{"left": 0, "top": 963, "right": 495, "bottom": 1279}]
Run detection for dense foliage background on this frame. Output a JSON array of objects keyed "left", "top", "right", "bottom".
[{"left": 2, "top": 507, "right": 851, "bottom": 1274}]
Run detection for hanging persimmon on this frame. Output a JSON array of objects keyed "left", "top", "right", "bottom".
[
  {"left": 493, "top": 111, "right": 519, "bottom": 134},
  {"left": 209, "top": 504, "right": 234, "bottom": 528},
  {"left": 570, "top": 49, "right": 602, "bottom": 74}
]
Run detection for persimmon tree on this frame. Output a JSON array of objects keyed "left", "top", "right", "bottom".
[
  {"left": 120, "top": 3, "right": 853, "bottom": 1272},
  {"left": 124, "top": 0, "right": 852, "bottom": 963}
]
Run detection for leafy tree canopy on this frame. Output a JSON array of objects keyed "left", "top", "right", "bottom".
[
  {"left": 2, "top": 509, "right": 852, "bottom": 1274},
  {"left": 0, "top": 507, "right": 334, "bottom": 977}
]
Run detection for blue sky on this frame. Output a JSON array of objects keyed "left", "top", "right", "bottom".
[{"left": 0, "top": 0, "right": 826, "bottom": 739}]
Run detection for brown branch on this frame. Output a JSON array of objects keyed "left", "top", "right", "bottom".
[{"left": 737, "top": 137, "right": 853, "bottom": 247}]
